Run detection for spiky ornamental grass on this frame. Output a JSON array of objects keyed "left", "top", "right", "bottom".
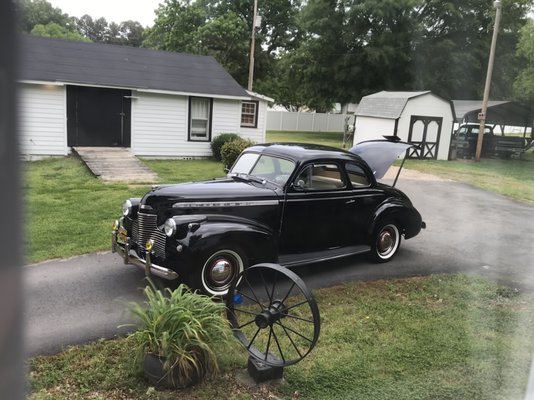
[{"left": 129, "top": 282, "right": 233, "bottom": 387}]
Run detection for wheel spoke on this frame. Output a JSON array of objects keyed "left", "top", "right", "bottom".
[
  {"left": 285, "top": 299, "right": 309, "bottom": 312},
  {"left": 276, "top": 320, "right": 303, "bottom": 359},
  {"left": 269, "top": 270, "right": 277, "bottom": 304},
  {"left": 271, "top": 326, "right": 286, "bottom": 363},
  {"left": 236, "top": 289, "right": 265, "bottom": 309},
  {"left": 280, "top": 312, "right": 315, "bottom": 324},
  {"left": 247, "top": 327, "right": 261, "bottom": 350},
  {"left": 264, "top": 325, "right": 273, "bottom": 361},
  {"left": 243, "top": 275, "right": 267, "bottom": 308},
  {"left": 233, "top": 308, "right": 261, "bottom": 317},
  {"left": 280, "top": 282, "right": 296, "bottom": 304},
  {"left": 276, "top": 320, "right": 313, "bottom": 343},
  {"left": 259, "top": 269, "right": 273, "bottom": 303},
  {"left": 238, "top": 318, "right": 257, "bottom": 330}
]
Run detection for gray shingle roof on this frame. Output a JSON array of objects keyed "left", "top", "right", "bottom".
[
  {"left": 355, "top": 91, "right": 431, "bottom": 119},
  {"left": 19, "top": 35, "right": 249, "bottom": 98}
]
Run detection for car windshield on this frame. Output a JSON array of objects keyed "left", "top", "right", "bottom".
[{"left": 229, "top": 153, "right": 295, "bottom": 186}]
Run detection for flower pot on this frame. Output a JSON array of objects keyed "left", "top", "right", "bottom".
[{"left": 143, "top": 353, "right": 202, "bottom": 389}]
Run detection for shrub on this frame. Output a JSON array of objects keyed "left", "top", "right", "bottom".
[
  {"left": 210, "top": 133, "right": 241, "bottom": 161},
  {"left": 221, "top": 138, "right": 255, "bottom": 170}
]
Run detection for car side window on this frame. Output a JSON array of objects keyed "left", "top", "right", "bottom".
[
  {"left": 294, "top": 163, "right": 346, "bottom": 191},
  {"left": 346, "top": 163, "right": 371, "bottom": 187}
]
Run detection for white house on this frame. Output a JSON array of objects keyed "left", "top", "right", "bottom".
[
  {"left": 18, "top": 35, "right": 272, "bottom": 158},
  {"left": 353, "top": 91, "right": 454, "bottom": 160}
]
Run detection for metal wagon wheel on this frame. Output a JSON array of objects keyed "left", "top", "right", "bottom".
[{"left": 226, "top": 263, "right": 320, "bottom": 367}]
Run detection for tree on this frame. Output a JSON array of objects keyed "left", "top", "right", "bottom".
[
  {"left": 75, "top": 15, "right": 109, "bottom": 42},
  {"left": 31, "top": 22, "right": 90, "bottom": 41},
  {"left": 514, "top": 20, "right": 534, "bottom": 101},
  {"left": 18, "top": 0, "right": 73, "bottom": 33},
  {"left": 412, "top": 0, "right": 531, "bottom": 100},
  {"left": 143, "top": 0, "right": 301, "bottom": 87},
  {"left": 119, "top": 20, "right": 145, "bottom": 47}
]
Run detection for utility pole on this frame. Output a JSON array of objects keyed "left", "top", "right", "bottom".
[
  {"left": 475, "top": 0, "right": 502, "bottom": 161},
  {"left": 247, "top": 0, "right": 259, "bottom": 91}
]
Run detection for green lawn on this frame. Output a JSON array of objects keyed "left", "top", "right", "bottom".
[
  {"left": 29, "top": 274, "right": 534, "bottom": 400},
  {"left": 404, "top": 158, "right": 534, "bottom": 204}
]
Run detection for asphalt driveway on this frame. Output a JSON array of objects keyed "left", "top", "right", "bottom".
[{"left": 25, "top": 174, "right": 534, "bottom": 356}]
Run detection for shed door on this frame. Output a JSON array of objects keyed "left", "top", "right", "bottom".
[
  {"left": 407, "top": 116, "right": 442, "bottom": 159},
  {"left": 67, "top": 86, "right": 131, "bottom": 147}
]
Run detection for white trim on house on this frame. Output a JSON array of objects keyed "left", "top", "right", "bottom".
[
  {"left": 137, "top": 88, "right": 250, "bottom": 101},
  {"left": 18, "top": 83, "right": 68, "bottom": 156},
  {"left": 20, "top": 79, "right": 252, "bottom": 101}
]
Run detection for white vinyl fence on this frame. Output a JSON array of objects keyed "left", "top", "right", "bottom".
[{"left": 267, "top": 111, "right": 347, "bottom": 132}]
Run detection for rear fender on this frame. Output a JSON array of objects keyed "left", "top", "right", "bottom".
[{"left": 369, "top": 200, "right": 423, "bottom": 240}]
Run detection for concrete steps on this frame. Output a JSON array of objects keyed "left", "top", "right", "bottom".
[{"left": 73, "top": 147, "right": 158, "bottom": 183}]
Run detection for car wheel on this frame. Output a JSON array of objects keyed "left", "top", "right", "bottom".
[
  {"left": 198, "top": 248, "right": 246, "bottom": 297},
  {"left": 371, "top": 222, "right": 401, "bottom": 263}
]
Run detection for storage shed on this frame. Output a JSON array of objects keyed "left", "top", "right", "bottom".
[
  {"left": 353, "top": 91, "right": 454, "bottom": 160},
  {"left": 18, "top": 35, "right": 271, "bottom": 157}
]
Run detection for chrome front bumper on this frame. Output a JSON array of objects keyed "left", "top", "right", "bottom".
[{"left": 112, "top": 230, "right": 179, "bottom": 281}]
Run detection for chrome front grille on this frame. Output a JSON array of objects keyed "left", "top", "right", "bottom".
[{"left": 132, "top": 212, "right": 166, "bottom": 259}]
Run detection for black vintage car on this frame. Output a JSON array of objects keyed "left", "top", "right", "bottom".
[{"left": 112, "top": 141, "right": 425, "bottom": 296}]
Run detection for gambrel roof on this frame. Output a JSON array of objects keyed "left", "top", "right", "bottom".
[
  {"left": 19, "top": 35, "right": 250, "bottom": 99},
  {"left": 355, "top": 91, "right": 432, "bottom": 119}
]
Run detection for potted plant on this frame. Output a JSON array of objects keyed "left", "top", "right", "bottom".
[{"left": 129, "top": 282, "right": 232, "bottom": 389}]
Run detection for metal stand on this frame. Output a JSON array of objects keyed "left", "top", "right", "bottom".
[{"left": 247, "top": 355, "right": 284, "bottom": 383}]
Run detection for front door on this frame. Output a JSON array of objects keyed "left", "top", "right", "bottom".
[
  {"left": 67, "top": 86, "right": 131, "bottom": 147},
  {"left": 279, "top": 162, "right": 354, "bottom": 254}
]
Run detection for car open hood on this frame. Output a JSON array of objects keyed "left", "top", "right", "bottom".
[{"left": 349, "top": 138, "right": 416, "bottom": 181}]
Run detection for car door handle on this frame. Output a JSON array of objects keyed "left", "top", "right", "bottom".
[{"left": 345, "top": 199, "right": 356, "bottom": 204}]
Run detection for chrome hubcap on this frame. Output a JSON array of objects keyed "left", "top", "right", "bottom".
[
  {"left": 209, "top": 259, "right": 233, "bottom": 285},
  {"left": 377, "top": 227, "right": 397, "bottom": 256}
]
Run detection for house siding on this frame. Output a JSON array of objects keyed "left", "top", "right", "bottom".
[
  {"left": 131, "top": 91, "right": 209, "bottom": 157},
  {"left": 18, "top": 83, "right": 68, "bottom": 156},
  {"left": 132, "top": 92, "right": 267, "bottom": 157}
]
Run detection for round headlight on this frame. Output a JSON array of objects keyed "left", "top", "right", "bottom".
[
  {"left": 164, "top": 218, "right": 177, "bottom": 237},
  {"left": 122, "top": 199, "right": 132, "bottom": 216}
]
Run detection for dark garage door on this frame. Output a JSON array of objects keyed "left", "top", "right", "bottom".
[{"left": 67, "top": 86, "right": 131, "bottom": 147}]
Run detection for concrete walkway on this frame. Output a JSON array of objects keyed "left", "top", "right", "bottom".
[{"left": 73, "top": 147, "right": 158, "bottom": 183}]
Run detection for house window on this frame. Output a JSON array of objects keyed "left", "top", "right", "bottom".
[
  {"left": 241, "top": 101, "right": 258, "bottom": 128},
  {"left": 189, "top": 97, "right": 212, "bottom": 141}
]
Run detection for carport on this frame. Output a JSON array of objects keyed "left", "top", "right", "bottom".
[{"left": 452, "top": 100, "right": 534, "bottom": 141}]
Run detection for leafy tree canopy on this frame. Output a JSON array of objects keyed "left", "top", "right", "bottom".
[
  {"left": 19, "top": 0, "right": 145, "bottom": 46},
  {"left": 31, "top": 22, "right": 90, "bottom": 42}
]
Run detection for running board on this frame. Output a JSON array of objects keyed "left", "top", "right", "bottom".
[{"left": 279, "top": 245, "right": 370, "bottom": 268}]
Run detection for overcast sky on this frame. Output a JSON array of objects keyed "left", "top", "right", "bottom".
[{"left": 48, "top": 0, "right": 162, "bottom": 27}]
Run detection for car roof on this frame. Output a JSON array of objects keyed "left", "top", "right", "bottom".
[{"left": 245, "top": 143, "right": 363, "bottom": 163}]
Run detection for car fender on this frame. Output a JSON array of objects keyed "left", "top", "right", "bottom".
[
  {"left": 369, "top": 199, "right": 423, "bottom": 239},
  {"left": 172, "top": 215, "right": 278, "bottom": 266}
]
